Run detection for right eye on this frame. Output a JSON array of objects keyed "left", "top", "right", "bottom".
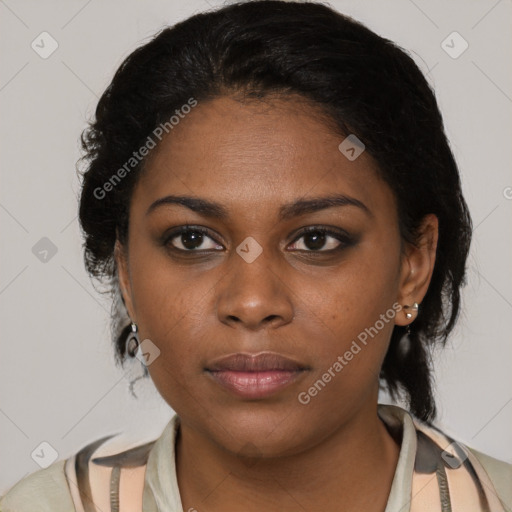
[{"left": 164, "top": 226, "right": 224, "bottom": 252}]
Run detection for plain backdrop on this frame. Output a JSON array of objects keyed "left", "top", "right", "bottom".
[{"left": 1, "top": 0, "right": 511, "bottom": 493}]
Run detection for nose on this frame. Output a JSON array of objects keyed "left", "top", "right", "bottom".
[{"left": 216, "top": 251, "right": 294, "bottom": 331}]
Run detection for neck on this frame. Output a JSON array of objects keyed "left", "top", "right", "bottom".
[{"left": 175, "top": 402, "right": 401, "bottom": 512}]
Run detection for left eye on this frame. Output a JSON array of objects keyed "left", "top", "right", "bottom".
[{"left": 288, "top": 228, "right": 349, "bottom": 252}]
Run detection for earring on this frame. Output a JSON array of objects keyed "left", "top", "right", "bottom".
[
  {"left": 125, "top": 322, "right": 149, "bottom": 399},
  {"left": 403, "top": 302, "right": 419, "bottom": 320},
  {"left": 127, "top": 322, "right": 140, "bottom": 358},
  {"left": 128, "top": 374, "right": 146, "bottom": 399}
]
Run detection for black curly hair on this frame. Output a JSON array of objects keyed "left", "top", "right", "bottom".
[{"left": 78, "top": 0, "right": 472, "bottom": 422}]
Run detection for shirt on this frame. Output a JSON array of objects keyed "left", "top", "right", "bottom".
[{"left": 1, "top": 404, "right": 511, "bottom": 511}]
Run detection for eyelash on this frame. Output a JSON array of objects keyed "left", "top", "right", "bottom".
[{"left": 162, "top": 225, "right": 355, "bottom": 254}]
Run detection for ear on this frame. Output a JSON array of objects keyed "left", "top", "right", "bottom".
[
  {"left": 114, "top": 239, "right": 136, "bottom": 322},
  {"left": 395, "top": 214, "right": 438, "bottom": 327}
]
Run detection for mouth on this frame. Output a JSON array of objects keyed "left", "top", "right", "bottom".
[{"left": 204, "top": 352, "right": 310, "bottom": 399}]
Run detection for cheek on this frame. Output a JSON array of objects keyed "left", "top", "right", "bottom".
[
  {"left": 303, "top": 238, "right": 401, "bottom": 385},
  {"left": 130, "top": 266, "right": 204, "bottom": 410},
  {"left": 319, "top": 248, "right": 400, "bottom": 337},
  {"left": 126, "top": 244, "right": 204, "bottom": 359}
]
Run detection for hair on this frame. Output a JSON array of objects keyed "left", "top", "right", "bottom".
[{"left": 78, "top": 0, "right": 472, "bottom": 422}]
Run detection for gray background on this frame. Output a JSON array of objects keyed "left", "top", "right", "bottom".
[{"left": 1, "top": 0, "right": 511, "bottom": 493}]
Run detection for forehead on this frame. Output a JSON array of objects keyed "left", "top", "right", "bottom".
[{"left": 134, "top": 94, "right": 391, "bottom": 219}]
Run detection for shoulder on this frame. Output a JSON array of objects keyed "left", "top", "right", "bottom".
[
  {"left": 413, "top": 417, "right": 512, "bottom": 510},
  {"left": 0, "top": 432, "right": 157, "bottom": 512},
  {"left": 0, "top": 460, "right": 75, "bottom": 512},
  {"left": 466, "top": 446, "right": 512, "bottom": 507}
]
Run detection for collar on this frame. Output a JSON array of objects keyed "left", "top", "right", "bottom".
[
  {"left": 379, "top": 404, "right": 418, "bottom": 512},
  {"left": 142, "top": 404, "right": 418, "bottom": 511}
]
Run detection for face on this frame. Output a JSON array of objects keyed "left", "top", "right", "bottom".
[{"left": 116, "top": 94, "right": 437, "bottom": 458}]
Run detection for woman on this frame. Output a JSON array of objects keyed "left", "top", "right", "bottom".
[{"left": 1, "top": 1, "right": 510, "bottom": 511}]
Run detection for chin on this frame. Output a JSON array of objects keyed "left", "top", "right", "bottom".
[{"left": 207, "top": 404, "right": 315, "bottom": 458}]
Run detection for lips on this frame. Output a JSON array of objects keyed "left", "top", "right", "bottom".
[
  {"left": 205, "top": 352, "right": 309, "bottom": 399},
  {"left": 206, "top": 352, "right": 306, "bottom": 372}
]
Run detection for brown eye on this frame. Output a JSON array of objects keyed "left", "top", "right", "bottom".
[
  {"left": 164, "top": 226, "right": 224, "bottom": 252},
  {"left": 288, "top": 227, "right": 354, "bottom": 252}
]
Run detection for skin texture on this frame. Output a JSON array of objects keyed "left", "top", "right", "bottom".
[{"left": 116, "top": 94, "right": 438, "bottom": 512}]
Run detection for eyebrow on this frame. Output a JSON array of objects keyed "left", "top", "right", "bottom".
[{"left": 146, "top": 193, "right": 371, "bottom": 220}]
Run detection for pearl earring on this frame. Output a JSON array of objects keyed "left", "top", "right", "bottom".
[{"left": 403, "top": 302, "right": 419, "bottom": 320}]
